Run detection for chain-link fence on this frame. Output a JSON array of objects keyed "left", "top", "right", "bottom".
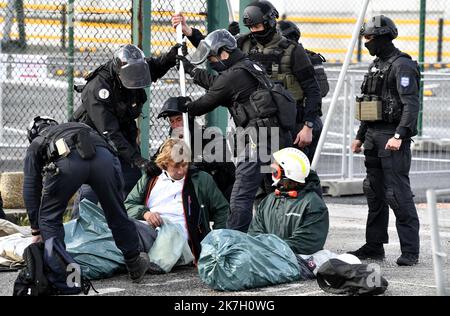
[
  {"left": 280, "top": 0, "right": 450, "bottom": 64},
  {"left": 0, "top": 0, "right": 209, "bottom": 172},
  {"left": 317, "top": 70, "right": 450, "bottom": 181}
]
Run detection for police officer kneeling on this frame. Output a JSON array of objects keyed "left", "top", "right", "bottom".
[
  {"left": 23, "top": 117, "right": 151, "bottom": 282},
  {"left": 348, "top": 16, "right": 420, "bottom": 266}
]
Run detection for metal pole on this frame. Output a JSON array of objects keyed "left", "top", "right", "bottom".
[
  {"left": 60, "top": 4, "right": 67, "bottom": 51},
  {"left": 133, "top": 0, "right": 151, "bottom": 159},
  {"left": 426, "top": 189, "right": 449, "bottom": 296},
  {"left": 341, "top": 78, "right": 349, "bottom": 179},
  {"left": 67, "top": 0, "right": 75, "bottom": 119},
  {"left": 312, "top": 0, "right": 371, "bottom": 170},
  {"left": 437, "top": 18, "right": 444, "bottom": 63},
  {"left": 357, "top": 35, "right": 363, "bottom": 63},
  {"left": 348, "top": 75, "right": 357, "bottom": 180},
  {"left": 206, "top": 0, "right": 230, "bottom": 134},
  {"left": 417, "top": 0, "right": 426, "bottom": 137},
  {"left": 175, "top": 0, "right": 191, "bottom": 150}
]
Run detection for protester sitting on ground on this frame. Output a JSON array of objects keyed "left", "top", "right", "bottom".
[
  {"left": 248, "top": 147, "right": 329, "bottom": 255},
  {"left": 125, "top": 138, "right": 230, "bottom": 260}
]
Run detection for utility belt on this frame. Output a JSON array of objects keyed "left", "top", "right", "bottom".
[
  {"left": 355, "top": 95, "right": 403, "bottom": 124},
  {"left": 46, "top": 131, "right": 114, "bottom": 162}
]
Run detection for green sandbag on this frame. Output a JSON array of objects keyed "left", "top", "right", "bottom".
[
  {"left": 198, "top": 229, "right": 301, "bottom": 291},
  {"left": 64, "top": 200, "right": 125, "bottom": 280}
]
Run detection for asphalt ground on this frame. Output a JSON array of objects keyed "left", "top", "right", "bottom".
[{"left": 1, "top": 203, "right": 448, "bottom": 297}]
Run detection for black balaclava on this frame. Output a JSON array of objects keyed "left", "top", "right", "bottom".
[
  {"left": 252, "top": 26, "right": 277, "bottom": 45},
  {"left": 209, "top": 49, "right": 245, "bottom": 73},
  {"left": 365, "top": 35, "right": 395, "bottom": 59}
]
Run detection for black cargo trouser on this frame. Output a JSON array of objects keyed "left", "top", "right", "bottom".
[
  {"left": 363, "top": 129, "right": 420, "bottom": 255},
  {"left": 39, "top": 147, "right": 141, "bottom": 260},
  {"left": 71, "top": 159, "right": 142, "bottom": 219}
]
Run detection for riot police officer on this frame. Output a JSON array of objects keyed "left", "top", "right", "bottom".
[
  {"left": 71, "top": 44, "right": 180, "bottom": 215},
  {"left": 157, "top": 97, "right": 236, "bottom": 201},
  {"left": 23, "top": 117, "right": 150, "bottom": 282},
  {"left": 172, "top": 1, "right": 322, "bottom": 162},
  {"left": 177, "top": 29, "right": 291, "bottom": 232},
  {"left": 348, "top": 16, "right": 421, "bottom": 266}
]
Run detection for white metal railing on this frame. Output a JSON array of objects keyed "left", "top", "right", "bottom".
[{"left": 426, "top": 188, "right": 450, "bottom": 296}]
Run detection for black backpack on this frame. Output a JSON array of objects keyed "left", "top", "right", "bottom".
[
  {"left": 13, "top": 238, "right": 94, "bottom": 296},
  {"left": 13, "top": 243, "right": 51, "bottom": 296},
  {"left": 317, "top": 259, "right": 389, "bottom": 296},
  {"left": 236, "top": 61, "right": 298, "bottom": 131},
  {"left": 306, "top": 49, "right": 330, "bottom": 98}
]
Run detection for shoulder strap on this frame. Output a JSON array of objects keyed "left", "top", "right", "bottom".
[{"left": 234, "top": 61, "right": 273, "bottom": 90}]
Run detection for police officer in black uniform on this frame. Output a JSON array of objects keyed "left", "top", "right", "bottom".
[
  {"left": 172, "top": 1, "right": 322, "bottom": 162},
  {"left": 177, "top": 29, "right": 291, "bottom": 232},
  {"left": 348, "top": 16, "right": 421, "bottom": 266},
  {"left": 71, "top": 44, "right": 180, "bottom": 215},
  {"left": 157, "top": 97, "right": 236, "bottom": 201},
  {"left": 23, "top": 117, "right": 150, "bottom": 282}
]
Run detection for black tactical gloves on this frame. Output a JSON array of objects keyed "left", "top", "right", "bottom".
[
  {"left": 176, "top": 56, "right": 196, "bottom": 76},
  {"left": 228, "top": 22, "right": 241, "bottom": 36},
  {"left": 161, "top": 43, "right": 183, "bottom": 68}
]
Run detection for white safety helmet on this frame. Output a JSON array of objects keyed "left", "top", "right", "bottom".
[{"left": 272, "top": 147, "right": 311, "bottom": 184}]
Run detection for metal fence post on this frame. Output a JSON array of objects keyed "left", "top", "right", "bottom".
[
  {"left": 417, "top": 0, "right": 426, "bottom": 137},
  {"left": 342, "top": 77, "right": 349, "bottom": 179},
  {"left": 60, "top": 4, "right": 67, "bottom": 51},
  {"left": 133, "top": 0, "right": 151, "bottom": 159},
  {"left": 205, "top": 0, "right": 230, "bottom": 134},
  {"left": 312, "top": 0, "right": 370, "bottom": 170},
  {"left": 427, "top": 189, "right": 450, "bottom": 296},
  {"left": 348, "top": 75, "right": 357, "bottom": 180},
  {"left": 437, "top": 18, "right": 444, "bottom": 63},
  {"left": 66, "top": 0, "right": 75, "bottom": 119}
]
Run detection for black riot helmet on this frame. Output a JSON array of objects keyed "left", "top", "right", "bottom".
[
  {"left": 278, "top": 20, "right": 301, "bottom": 42},
  {"left": 243, "top": 1, "right": 279, "bottom": 29},
  {"left": 360, "top": 15, "right": 398, "bottom": 40},
  {"left": 158, "top": 97, "right": 190, "bottom": 119},
  {"left": 191, "top": 29, "right": 237, "bottom": 65},
  {"left": 27, "top": 116, "right": 58, "bottom": 143},
  {"left": 112, "top": 44, "right": 151, "bottom": 89}
]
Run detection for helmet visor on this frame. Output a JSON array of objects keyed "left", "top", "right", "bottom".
[
  {"left": 191, "top": 40, "right": 211, "bottom": 65},
  {"left": 119, "top": 62, "right": 151, "bottom": 89}
]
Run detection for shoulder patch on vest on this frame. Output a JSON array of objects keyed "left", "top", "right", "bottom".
[{"left": 98, "top": 89, "right": 110, "bottom": 100}]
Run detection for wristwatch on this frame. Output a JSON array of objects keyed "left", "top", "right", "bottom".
[
  {"left": 304, "top": 121, "right": 314, "bottom": 129},
  {"left": 394, "top": 133, "right": 401, "bottom": 140}
]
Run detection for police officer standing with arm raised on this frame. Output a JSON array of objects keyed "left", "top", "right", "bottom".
[
  {"left": 172, "top": 1, "right": 323, "bottom": 162},
  {"left": 71, "top": 44, "right": 180, "bottom": 215},
  {"left": 177, "top": 29, "right": 291, "bottom": 232},
  {"left": 23, "top": 117, "right": 151, "bottom": 282},
  {"left": 348, "top": 16, "right": 421, "bottom": 266}
]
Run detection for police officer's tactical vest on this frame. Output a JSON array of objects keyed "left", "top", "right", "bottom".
[
  {"left": 357, "top": 52, "right": 419, "bottom": 123},
  {"left": 72, "top": 63, "right": 147, "bottom": 124},
  {"left": 38, "top": 123, "right": 111, "bottom": 162},
  {"left": 241, "top": 35, "right": 305, "bottom": 102},
  {"left": 229, "top": 59, "right": 297, "bottom": 131}
]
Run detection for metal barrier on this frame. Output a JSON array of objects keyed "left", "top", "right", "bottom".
[
  {"left": 426, "top": 188, "right": 450, "bottom": 296},
  {"left": 317, "top": 68, "right": 450, "bottom": 180}
]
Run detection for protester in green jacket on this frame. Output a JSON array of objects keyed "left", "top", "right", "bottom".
[
  {"left": 125, "top": 139, "right": 229, "bottom": 260},
  {"left": 248, "top": 148, "right": 329, "bottom": 255}
]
